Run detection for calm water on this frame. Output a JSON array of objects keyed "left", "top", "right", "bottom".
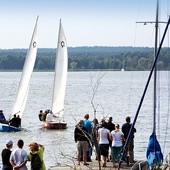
[{"left": 0, "top": 71, "right": 170, "bottom": 169}]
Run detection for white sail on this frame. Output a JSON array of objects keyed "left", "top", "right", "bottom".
[
  {"left": 10, "top": 16, "right": 39, "bottom": 119},
  {"left": 51, "top": 19, "right": 68, "bottom": 118}
]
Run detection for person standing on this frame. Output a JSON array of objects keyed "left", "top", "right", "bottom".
[
  {"left": 107, "top": 117, "right": 115, "bottom": 133},
  {"left": 111, "top": 124, "right": 124, "bottom": 168},
  {"left": 107, "top": 116, "right": 115, "bottom": 161},
  {"left": 10, "top": 139, "right": 28, "bottom": 170},
  {"left": 74, "top": 120, "right": 90, "bottom": 166},
  {"left": 83, "top": 113, "right": 93, "bottom": 161},
  {"left": 98, "top": 121, "right": 110, "bottom": 167},
  {"left": 28, "top": 142, "right": 46, "bottom": 170},
  {"left": 1, "top": 140, "right": 13, "bottom": 170},
  {"left": 122, "top": 116, "right": 136, "bottom": 164},
  {"left": 92, "top": 118, "right": 100, "bottom": 160}
]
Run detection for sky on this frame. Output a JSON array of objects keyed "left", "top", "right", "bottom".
[{"left": 0, "top": 0, "right": 169, "bottom": 49}]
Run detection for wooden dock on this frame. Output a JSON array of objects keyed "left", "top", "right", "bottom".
[{"left": 48, "top": 160, "right": 147, "bottom": 170}]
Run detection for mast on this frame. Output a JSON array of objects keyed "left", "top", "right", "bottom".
[
  {"left": 153, "top": 0, "right": 159, "bottom": 136},
  {"left": 118, "top": 1, "right": 168, "bottom": 168},
  {"left": 136, "top": 0, "right": 166, "bottom": 135}
]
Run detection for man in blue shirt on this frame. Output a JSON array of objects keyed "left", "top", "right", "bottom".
[{"left": 83, "top": 113, "right": 93, "bottom": 162}]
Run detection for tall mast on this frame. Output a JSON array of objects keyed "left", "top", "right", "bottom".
[
  {"left": 153, "top": 0, "right": 159, "bottom": 135},
  {"left": 136, "top": 0, "right": 167, "bottom": 135}
]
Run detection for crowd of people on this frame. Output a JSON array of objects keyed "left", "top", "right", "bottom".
[
  {"left": 0, "top": 110, "right": 21, "bottom": 128},
  {"left": 1, "top": 109, "right": 136, "bottom": 169},
  {"left": 1, "top": 139, "right": 46, "bottom": 170},
  {"left": 74, "top": 114, "right": 136, "bottom": 168}
]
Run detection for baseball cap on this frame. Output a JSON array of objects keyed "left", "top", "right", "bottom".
[{"left": 6, "top": 140, "right": 13, "bottom": 146}]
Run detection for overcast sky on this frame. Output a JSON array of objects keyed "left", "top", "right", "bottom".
[{"left": 0, "top": 0, "right": 169, "bottom": 49}]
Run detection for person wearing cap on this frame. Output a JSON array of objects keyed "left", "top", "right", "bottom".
[
  {"left": 1, "top": 140, "right": 13, "bottom": 170},
  {"left": 28, "top": 142, "right": 46, "bottom": 170},
  {"left": 10, "top": 139, "right": 28, "bottom": 170}
]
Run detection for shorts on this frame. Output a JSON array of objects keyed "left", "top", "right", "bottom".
[
  {"left": 99, "top": 144, "right": 109, "bottom": 156},
  {"left": 77, "top": 141, "right": 89, "bottom": 152}
]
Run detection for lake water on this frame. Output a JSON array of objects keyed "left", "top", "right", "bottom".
[{"left": 0, "top": 71, "right": 170, "bottom": 169}]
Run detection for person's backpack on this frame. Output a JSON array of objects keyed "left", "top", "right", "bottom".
[{"left": 31, "top": 153, "right": 42, "bottom": 170}]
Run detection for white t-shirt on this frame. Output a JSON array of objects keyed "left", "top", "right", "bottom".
[
  {"left": 46, "top": 113, "right": 53, "bottom": 122},
  {"left": 111, "top": 130, "right": 123, "bottom": 147},
  {"left": 98, "top": 127, "right": 110, "bottom": 144},
  {"left": 10, "top": 148, "right": 28, "bottom": 170}
]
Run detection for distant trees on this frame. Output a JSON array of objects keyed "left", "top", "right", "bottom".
[{"left": 0, "top": 46, "right": 170, "bottom": 71}]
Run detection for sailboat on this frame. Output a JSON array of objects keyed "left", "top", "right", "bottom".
[
  {"left": 0, "top": 16, "right": 38, "bottom": 132},
  {"left": 42, "top": 19, "right": 68, "bottom": 129},
  {"left": 118, "top": 0, "right": 169, "bottom": 169}
]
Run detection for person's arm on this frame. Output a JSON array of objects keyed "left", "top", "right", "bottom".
[
  {"left": 10, "top": 159, "right": 26, "bottom": 170},
  {"left": 38, "top": 143, "right": 44, "bottom": 148},
  {"left": 10, "top": 159, "right": 16, "bottom": 168},
  {"left": 74, "top": 129, "right": 76, "bottom": 142},
  {"left": 17, "top": 160, "right": 27, "bottom": 169},
  {"left": 109, "top": 131, "right": 113, "bottom": 141},
  {"left": 97, "top": 129, "right": 100, "bottom": 143}
]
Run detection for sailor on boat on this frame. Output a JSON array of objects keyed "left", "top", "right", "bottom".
[
  {"left": 46, "top": 110, "right": 58, "bottom": 122},
  {"left": 0, "top": 110, "right": 8, "bottom": 124},
  {"left": 9, "top": 114, "right": 21, "bottom": 128}
]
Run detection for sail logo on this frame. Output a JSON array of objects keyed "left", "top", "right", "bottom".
[
  {"left": 61, "top": 41, "right": 65, "bottom": 48},
  {"left": 33, "top": 42, "right": 36, "bottom": 48}
]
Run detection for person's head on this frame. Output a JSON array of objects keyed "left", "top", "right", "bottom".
[
  {"left": 126, "top": 116, "right": 130, "bottom": 123},
  {"left": 101, "top": 119, "right": 105, "bottom": 124},
  {"left": 102, "top": 121, "right": 107, "bottom": 128},
  {"left": 108, "top": 117, "right": 112, "bottom": 122},
  {"left": 93, "top": 118, "right": 98, "bottom": 124},
  {"left": 78, "top": 120, "right": 84, "bottom": 128},
  {"left": 84, "top": 113, "right": 89, "bottom": 120},
  {"left": 40, "top": 110, "right": 43, "bottom": 113},
  {"left": 17, "top": 139, "right": 24, "bottom": 148},
  {"left": 0, "top": 110, "right": 3, "bottom": 113},
  {"left": 115, "top": 124, "right": 120, "bottom": 129},
  {"left": 6, "top": 140, "right": 13, "bottom": 149},
  {"left": 28, "top": 142, "right": 39, "bottom": 152},
  {"left": 13, "top": 114, "right": 16, "bottom": 118}
]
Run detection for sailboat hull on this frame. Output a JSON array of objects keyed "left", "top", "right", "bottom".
[
  {"left": 43, "top": 122, "right": 67, "bottom": 129},
  {"left": 0, "top": 123, "right": 21, "bottom": 132}
]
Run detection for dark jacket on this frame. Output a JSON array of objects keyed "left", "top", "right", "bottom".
[
  {"left": 74, "top": 126, "right": 90, "bottom": 142},
  {"left": 122, "top": 123, "right": 136, "bottom": 140}
]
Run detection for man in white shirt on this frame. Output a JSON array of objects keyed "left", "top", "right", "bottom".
[{"left": 10, "top": 139, "right": 28, "bottom": 170}]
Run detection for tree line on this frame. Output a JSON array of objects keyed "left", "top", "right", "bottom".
[{"left": 0, "top": 46, "right": 170, "bottom": 71}]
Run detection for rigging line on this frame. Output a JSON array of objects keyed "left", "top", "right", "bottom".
[
  {"left": 162, "top": 1, "right": 170, "bottom": 155},
  {"left": 118, "top": 16, "right": 170, "bottom": 170},
  {"left": 163, "top": 72, "right": 170, "bottom": 155},
  {"left": 156, "top": 0, "right": 161, "bottom": 141}
]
